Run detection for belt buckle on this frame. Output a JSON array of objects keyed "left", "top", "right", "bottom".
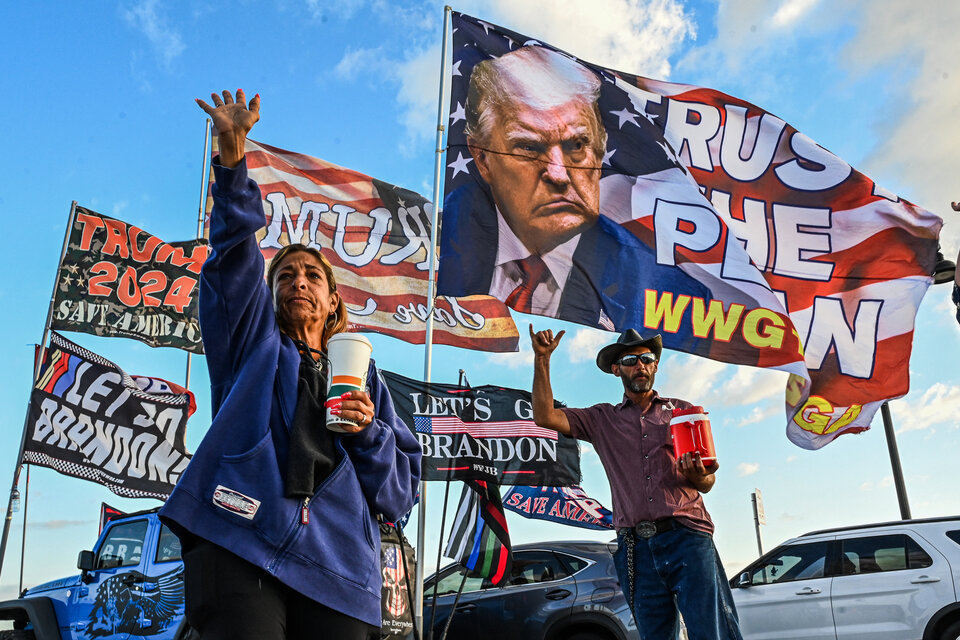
[{"left": 635, "top": 521, "right": 657, "bottom": 539}]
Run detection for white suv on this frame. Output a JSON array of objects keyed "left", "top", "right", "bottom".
[{"left": 730, "top": 516, "right": 960, "bottom": 640}]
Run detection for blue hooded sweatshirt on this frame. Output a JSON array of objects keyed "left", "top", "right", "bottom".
[{"left": 159, "top": 159, "right": 422, "bottom": 626}]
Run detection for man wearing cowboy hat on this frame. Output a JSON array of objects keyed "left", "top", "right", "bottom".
[{"left": 529, "top": 325, "right": 742, "bottom": 640}]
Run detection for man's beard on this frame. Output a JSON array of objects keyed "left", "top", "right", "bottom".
[{"left": 621, "top": 370, "right": 654, "bottom": 394}]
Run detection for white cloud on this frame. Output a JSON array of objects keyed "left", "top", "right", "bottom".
[
  {"left": 306, "top": 0, "right": 368, "bottom": 20},
  {"left": 381, "top": 0, "right": 696, "bottom": 148},
  {"left": 331, "top": 41, "right": 438, "bottom": 155},
  {"left": 486, "top": 336, "right": 534, "bottom": 370},
  {"left": 565, "top": 328, "right": 612, "bottom": 364},
  {"left": 785, "top": 455, "right": 797, "bottom": 463},
  {"left": 860, "top": 475, "right": 895, "bottom": 491},
  {"left": 122, "top": 0, "right": 185, "bottom": 70},
  {"left": 839, "top": 0, "right": 960, "bottom": 249},
  {"left": 716, "top": 367, "right": 786, "bottom": 406},
  {"left": 737, "top": 405, "right": 779, "bottom": 427},
  {"left": 737, "top": 462, "right": 760, "bottom": 476},
  {"left": 28, "top": 519, "right": 92, "bottom": 530},
  {"left": 393, "top": 47, "right": 443, "bottom": 155},
  {"left": 891, "top": 382, "right": 960, "bottom": 433},
  {"left": 333, "top": 47, "right": 388, "bottom": 81},
  {"left": 475, "top": 0, "right": 696, "bottom": 77},
  {"left": 770, "top": 0, "right": 820, "bottom": 28},
  {"left": 661, "top": 354, "right": 729, "bottom": 400}
]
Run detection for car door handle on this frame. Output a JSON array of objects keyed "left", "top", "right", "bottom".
[
  {"left": 454, "top": 603, "right": 476, "bottom": 611},
  {"left": 544, "top": 588, "right": 571, "bottom": 600},
  {"left": 795, "top": 587, "right": 821, "bottom": 595},
  {"left": 911, "top": 575, "right": 942, "bottom": 584}
]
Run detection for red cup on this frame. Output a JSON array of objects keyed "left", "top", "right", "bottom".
[{"left": 670, "top": 406, "right": 717, "bottom": 468}]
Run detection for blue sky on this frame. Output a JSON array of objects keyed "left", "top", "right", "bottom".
[{"left": 1, "top": 0, "right": 959, "bottom": 599}]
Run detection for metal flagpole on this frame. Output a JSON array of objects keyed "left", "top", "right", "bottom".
[
  {"left": 18, "top": 466, "right": 29, "bottom": 595},
  {"left": 426, "top": 368, "right": 465, "bottom": 640},
  {"left": 0, "top": 200, "right": 79, "bottom": 578},
  {"left": 184, "top": 119, "right": 212, "bottom": 391},
  {"left": 880, "top": 401, "right": 912, "bottom": 520},
  {"left": 415, "top": 6, "right": 452, "bottom": 638}
]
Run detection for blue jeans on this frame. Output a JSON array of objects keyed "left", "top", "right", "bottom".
[{"left": 613, "top": 525, "right": 743, "bottom": 640}]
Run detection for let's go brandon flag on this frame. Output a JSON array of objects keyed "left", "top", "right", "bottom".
[
  {"left": 205, "top": 138, "right": 519, "bottom": 352},
  {"left": 381, "top": 370, "right": 580, "bottom": 486},
  {"left": 25, "top": 332, "right": 195, "bottom": 500},
  {"left": 438, "top": 12, "right": 942, "bottom": 449},
  {"left": 52, "top": 207, "right": 208, "bottom": 353}
]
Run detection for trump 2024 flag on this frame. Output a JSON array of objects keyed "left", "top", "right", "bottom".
[{"left": 437, "top": 12, "right": 942, "bottom": 449}]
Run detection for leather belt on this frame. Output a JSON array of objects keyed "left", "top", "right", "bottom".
[{"left": 620, "top": 518, "right": 676, "bottom": 539}]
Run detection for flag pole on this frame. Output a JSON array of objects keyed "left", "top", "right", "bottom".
[
  {"left": 184, "top": 118, "right": 212, "bottom": 391},
  {"left": 18, "top": 466, "right": 29, "bottom": 594},
  {"left": 0, "top": 200, "right": 79, "bottom": 578},
  {"left": 416, "top": 6, "right": 452, "bottom": 638},
  {"left": 426, "top": 368, "right": 464, "bottom": 640}
]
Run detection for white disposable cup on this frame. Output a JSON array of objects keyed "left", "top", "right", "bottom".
[{"left": 324, "top": 333, "right": 373, "bottom": 432}]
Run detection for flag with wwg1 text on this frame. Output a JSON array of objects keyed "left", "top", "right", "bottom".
[
  {"left": 444, "top": 479, "right": 512, "bottom": 585},
  {"left": 438, "top": 12, "right": 943, "bottom": 449},
  {"left": 205, "top": 137, "right": 519, "bottom": 352}
]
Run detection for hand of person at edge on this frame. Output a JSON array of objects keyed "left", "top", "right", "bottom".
[
  {"left": 530, "top": 324, "right": 565, "bottom": 359},
  {"left": 195, "top": 89, "right": 260, "bottom": 169},
  {"left": 332, "top": 390, "right": 376, "bottom": 434}
]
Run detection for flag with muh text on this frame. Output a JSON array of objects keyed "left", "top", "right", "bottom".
[
  {"left": 444, "top": 479, "right": 512, "bottom": 585},
  {"left": 438, "top": 12, "right": 943, "bottom": 449},
  {"left": 205, "top": 137, "right": 519, "bottom": 352}
]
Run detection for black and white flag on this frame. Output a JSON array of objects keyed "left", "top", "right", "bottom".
[{"left": 25, "top": 332, "right": 195, "bottom": 500}]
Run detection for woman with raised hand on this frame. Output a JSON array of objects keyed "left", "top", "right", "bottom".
[{"left": 160, "top": 89, "right": 421, "bottom": 640}]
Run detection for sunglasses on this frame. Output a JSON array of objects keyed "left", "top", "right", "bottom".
[{"left": 616, "top": 353, "right": 657, "bottom": 367}]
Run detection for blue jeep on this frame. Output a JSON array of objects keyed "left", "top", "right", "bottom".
[{"left": 0, "top": 508, "right": 194, "bottom": 640}]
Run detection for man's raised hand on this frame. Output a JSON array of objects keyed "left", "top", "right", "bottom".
[
  {"left": 529, "top": 325, "right": 565, "bottom": 359},
  {"left": 196, "top": 89, "right": 260, "bottom": 169}
]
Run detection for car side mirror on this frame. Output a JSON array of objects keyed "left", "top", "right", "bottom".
[
  {"left": 77, "top": 550, "right": 96, "bottom": 583},
  {"left": 737, "top": 571, "right": 751, "bottom": 588}
]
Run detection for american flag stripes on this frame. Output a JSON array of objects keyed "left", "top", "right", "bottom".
[
  {"left": 444, "top": 479, "right": 512, "bottom": 585},
  {"left": 413, "top": 414, "right": 558, "bottom": 440},
  {"left": 206, "top": 137, "right": 520, "bottom": 352}
]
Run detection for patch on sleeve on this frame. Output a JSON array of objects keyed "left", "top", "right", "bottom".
[{"left": 212, "top": 485, "right": 261, "bottom": 520}]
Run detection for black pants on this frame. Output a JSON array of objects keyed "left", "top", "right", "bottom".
[{"left": 183, "top": 539, "right": 379, "bottom": 640}]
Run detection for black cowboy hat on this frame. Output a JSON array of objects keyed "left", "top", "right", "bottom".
[{"left": 596, "top": 329, "right": 663, "bottom": 373}]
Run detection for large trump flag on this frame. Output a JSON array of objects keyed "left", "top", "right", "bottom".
[{"left": 437, "top": 12, "right": 942, "bottom": 449}]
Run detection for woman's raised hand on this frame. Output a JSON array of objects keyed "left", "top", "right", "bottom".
[{"left": 196, "top": 89, "right": 260, "bottom": 169}]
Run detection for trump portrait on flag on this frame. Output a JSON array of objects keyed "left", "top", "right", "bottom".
[{"left": 438, "top": 44, "right": 710, "bottom": 334}]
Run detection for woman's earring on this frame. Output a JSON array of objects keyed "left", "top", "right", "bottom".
[{"left": 325, "top": 310, "right": 339, "bottom": 330}]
